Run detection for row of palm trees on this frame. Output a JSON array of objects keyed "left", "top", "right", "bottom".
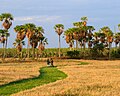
[
  {"left": 1, "top": 13, "right": 120, "bottom": 59},
  {"left": 0, "top": 13, "right": 48, "bottom": 59},
  {"left": 13, "top": 23, "right": 48, "bottom": 58},
  {"left": 64, "top": 17, "right": 120, "bottom": 52}
]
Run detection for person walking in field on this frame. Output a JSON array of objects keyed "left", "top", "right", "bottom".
[
  {"left": 46, "top": 58, "right": 50, "bottom": 66},
  {"left": 50, "top": 58, "right": 54, "bottom": 67}
]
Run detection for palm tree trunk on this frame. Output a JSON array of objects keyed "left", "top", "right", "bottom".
[
  {"left": 4, "top": 38, "right": 8, "bottom": 59},
  {"left": 76, "top": 40, "right": 78, "bottom": 49},
  {"left": 119, "top": 42, "right": 120, "bottom": 48},
  {"left": 36, "top": 48, "right": 38, "bottom": 60},
  {"left": 5, "top": 38, "right": 8, "bottom": 48},
  {"left": 32, "top": 44, "right": 35, "bottom": 59},
  {"left": 83, "top": 41, "right": 86, "bottom": 49},
  {"left": 27, "top": 39, "right": 30, "bottom": 58},
  {"left": 115, "top": 43, "right": 117, "bottom": 48},
  {"left": 58, "top": 35, "right": 61, "bottom": 57},
  {"left": 109, "top": 42, "right": 111, "bottom": 60},
  {"left": 3, "top": 42, "right": 5, "bottom": 60}
]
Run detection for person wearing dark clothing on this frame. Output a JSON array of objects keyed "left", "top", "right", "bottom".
[
  {"left": 47, "top": 58, "right": 50, "bottom": 66},
  {"left": 50, "top": 58, "right": 54, "bottom": 67}
]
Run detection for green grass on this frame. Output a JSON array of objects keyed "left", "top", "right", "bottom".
[
  {"left": 78, "top": 62, "right": 89, "bottom": 65},
  {"left": 0, "top": 67, "right": 67, "bottom": 96}
]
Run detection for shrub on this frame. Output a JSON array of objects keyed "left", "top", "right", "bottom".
[
  {"left": 67, "top": 50, "right": 80, "bottom": 58},
  {"left": 110, "top": 48, "right": 120, "bottom": 58}
]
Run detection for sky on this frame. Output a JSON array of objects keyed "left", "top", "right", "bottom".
[{"left": 0, "top": 0, "right": 120, "bottom": 48}]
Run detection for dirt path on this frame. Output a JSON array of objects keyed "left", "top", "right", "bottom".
[{"left": 11, "top": 60, "right": 120, "bottom": 96}]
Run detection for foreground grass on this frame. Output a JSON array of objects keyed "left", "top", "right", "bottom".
[{"left": 0, "top": 67, "right": 67, "bottom": 96}]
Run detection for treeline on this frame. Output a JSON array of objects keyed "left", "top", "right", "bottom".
[{"left": 0, "top": 13, "right": 120, "bottom": 60}]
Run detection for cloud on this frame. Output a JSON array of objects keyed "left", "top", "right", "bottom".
[{"left": 14, "top": 16, "right": 61, "bottom": 23}]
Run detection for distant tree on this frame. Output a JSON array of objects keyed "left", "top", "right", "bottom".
[
  {"left": 87, "top": 26, "right": 95, "bottom": 48},
  {"left": 0, "top": 13, "right": 13, "bottom": 60},
  {"left": 0, "top": 13, "right": 13, "bottom": 30},
  {"left": 13, "top": 39, "right": 25, "bottom": 59},
  {"left": 14, "top": 25, "right": 26, "bottom": 41},
  {"left": 100, "top": 26, "right": 113, "bottom": 49},
  {"left": 64, "top": 28, "right": 74, "bottom": 50},
  {"left": 114, "top": 33, "right": 120, "bottom": 48},
  {"left": 0, "top": 29, "right": 9, "bottom": 59},
  {"left": 54, "top": 24, "right": 64, "bottom": 57},
  {"left": 24, "top": 23, "right": 36, "bottom": 58}
]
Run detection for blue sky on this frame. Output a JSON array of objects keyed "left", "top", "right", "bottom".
[{"left": 0, "top": 0, "right": 120, "bottom": 48}]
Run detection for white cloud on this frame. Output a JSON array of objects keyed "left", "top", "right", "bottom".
[{"left": 14, "top": 16, "right": 61, "bottom": 23}]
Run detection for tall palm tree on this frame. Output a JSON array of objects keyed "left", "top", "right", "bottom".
[
  {"left": 93, "top": 32, "right": 100, "bottom": 45},
  {"left": 0, "top": 13, "right": 13, "bottom": 60},
  {"left": 24, "top": 23, "right": 36, "bottom": 58},
  {"left": 14, "top": 25, "right": 26, "bottom": 41},
  {"left": 13, "top": 39, "right": 25, "bottom": 59},
  {"left": 30, "top": 26, "right": 45, "bottom": 59},
  {"left": 0, "top": 29, "right": 8, "bottom": 47},
  {"left": 114, "top": 33, "right": 120, "bottom": 48},
  {"left": 117, "top": 24, "right": 120, "bottom": 47},
  {"left": 0, "top": 13, "right": 13, "bottom": 48},
  {"left": 100, "top": 26, "right": 113, "bottom": 49},
  {"left": 0, "top": 29, "right": 9, "bottom": 59},
  {"left": 69, "top": 28, "right": 81, "bottom": 49},
  {"left": 73, "top": 17, "right": 88, "bottom": 49},
  {"left": 54, "top": 24, "right": 64, "bottom": 57},
  {"left": 0, "top": 13, "right": 13, "bottom": 30},
  {"left": 38, "top": 36, "right": 48, "bottom": 52},
  {"left": 36, "top": 26, "right": 45, "bottom": 51},
  {"left": 87, "top": 26, "right": 95, "bottom": 48},
  {"left": 64, "top": 29, "right": 74, "bottom": 50}
]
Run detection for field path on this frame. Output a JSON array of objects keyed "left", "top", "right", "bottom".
[{"left": 11, "top": 60, "right": 120, "bottom": 96}]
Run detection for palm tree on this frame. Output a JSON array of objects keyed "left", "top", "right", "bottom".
[
  {"left": 13, "top": 39, "right": 25, "bottom": 59},
  {"left": 38, "top": 37, "right": 48, "bottom": 52},
  {"left": 93, "top": 32, "right": 100, "bottom": 45},
  {"left": 69, "top": 28, "right": 81, "bottom": 49},
  {"left": 0, "top": 13, "right": 13, "bottom": 60},
  {"left": 30, "top": 26, "right": 45, "bottom": 59},
  {"left": 24, "top": 23, "right": 36, "bottom": 58},
  {"left": 73, "top": 17, "right": 88, "bottom": 49},
  {"left": 64, "top": 28, "right": 74, "bottom": 50},
  {"left": 0, "top": 29, "right": 9, "bottom": 59},
  {"left": 14, "top": 25, "right": 26, "bottom": 41},
  {"left": 0, "top": 13, "right": 13, "bottom": 48},
  {"left": 54, "top": 24, "right": 64, "bottom": 57},
  {"left": 100, "top": 26, "right": 113, "bottom": 49},
  {"left": 0, "top": 13, "right": 13, "bottom": 30},
  {"left": 114, "top": 33, "right": 120, "bottom": 48},
  {"left": 87, "top": 26, "right": 95, "bottom": 48},
  {"left": 36, "top": 26, "right": 45, "bottom": 51}
]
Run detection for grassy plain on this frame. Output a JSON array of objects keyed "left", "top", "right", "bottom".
[{"left": 0, "top": 59, "right": 120, "bottom": 96}]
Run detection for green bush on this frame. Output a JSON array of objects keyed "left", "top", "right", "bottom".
[
  {"left": 67, "top": 50, "right": 80, "bottom": 58},
  {"left": 110, "top": 48, "right": 120, "bottom": 58}
]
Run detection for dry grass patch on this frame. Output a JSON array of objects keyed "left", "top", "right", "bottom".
[
  {"left": 12, "top": 60, "right": 120, "bottom": 96},
  {"left": 0, "top": 62, "right": 45, "bottom": 85}
]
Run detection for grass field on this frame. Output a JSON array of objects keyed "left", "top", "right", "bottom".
[{"left": 0, "top": 59, "right": 120, "bottom": 96}]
